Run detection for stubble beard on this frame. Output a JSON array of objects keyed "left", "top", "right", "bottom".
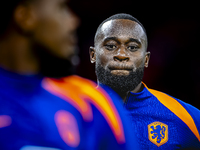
[{"left": 95, "top": 63, "right": 144, "bottom": 97}]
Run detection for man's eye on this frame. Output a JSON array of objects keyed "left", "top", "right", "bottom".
[
  {"left": 105, "top": 45, "right": 117, "bottom": 50},
  {"left": 127, "top": 46, "right": 139, "bottom": 51}
]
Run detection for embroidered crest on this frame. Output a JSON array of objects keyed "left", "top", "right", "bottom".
[{"left": 148, "top": 121, "right": 168, "bottom": 147}]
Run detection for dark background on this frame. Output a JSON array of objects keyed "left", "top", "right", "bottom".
[{"left": 69, "top": 0, "right": 200, "bottom": 109}]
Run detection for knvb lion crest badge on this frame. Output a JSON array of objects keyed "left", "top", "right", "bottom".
[{"left": 148, "top": 121, "right": 168, "bottom": 147}]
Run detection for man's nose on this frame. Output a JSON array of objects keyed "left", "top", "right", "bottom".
[
  {"left": 71, "top": 16, "right": 80, "bottom": 31},
  {"left": 67, "top": 9, "right": 80, "bottom": 31},
  {"left": 113, "top": 48, "right": 129, "bottom": 62}
]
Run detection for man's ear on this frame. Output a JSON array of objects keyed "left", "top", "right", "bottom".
[
  {"left": 89, "top": 46, "right": 96, "bottom": 63},
  {"left": 14, "top": 4, "right": 37, "bottom": 32},
  {"left": 144, "top": 51, "right": 150, "bottom": 68}
]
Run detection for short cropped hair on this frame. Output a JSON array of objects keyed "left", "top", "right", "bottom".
[{"left": 94, "top": 13, "right": 147, "bottom": 46}]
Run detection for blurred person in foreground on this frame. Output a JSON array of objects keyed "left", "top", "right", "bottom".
[
  {"left": 89, "top": 13, "right": 200, "bottom": 149},
  {"left": 0, "top": 1, "right": 138, "bottom": 149}
]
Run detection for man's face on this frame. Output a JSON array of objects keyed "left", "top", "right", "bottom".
[
  {"left": 90, "top": 19, "right": 150, "bottom": 93},
  {"left": 31, "top": 0, "right": 79, "bottom": 60}
]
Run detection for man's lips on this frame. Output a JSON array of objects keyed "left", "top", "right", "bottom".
[
  {"left": 108, "top": 65, "right": 133, "bottom": 71},
  {"left": 66, "top": 35, "right": 77, "bottom": 46}
]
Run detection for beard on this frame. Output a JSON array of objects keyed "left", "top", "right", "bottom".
[
  {"left": 33, "top": 43, "right": 77, "bottom": 78},
  {"left": 95, "top": 63, "right": 144, "bottom": 97}
]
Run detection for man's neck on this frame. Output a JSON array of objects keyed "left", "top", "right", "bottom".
[
  {"left": 131, "top": 82, "right": 144, "bottom": 93},
  {"left": 0, "top": 31, "right": 39, "bottom": 75},
  {"left": 120, "top": 82, "right": 144, "bottom": 102},
  {"left": 98, "top": 81, "right": 144, "bottom": 103}
]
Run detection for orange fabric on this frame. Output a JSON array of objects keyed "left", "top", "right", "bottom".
[
  {"left": 147, "top": 88, "right": 200, "bottom": 142},
  {"left": 42, "top": 75, "right": 125, "bottom": 144},
  {"left": 55, "top": 110, "right": 80, "bottom": 147}
]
